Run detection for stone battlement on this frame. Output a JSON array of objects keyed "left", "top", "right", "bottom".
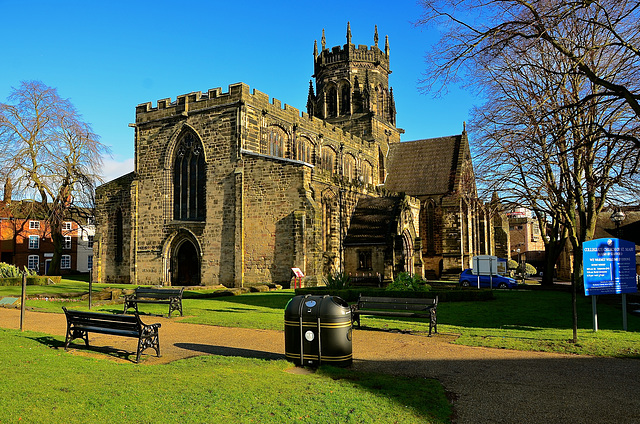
[
  {"left": 134, "top": 83, "right": 366, "bottom": 142},
  {"left": 316, "top": 43, "right": 389, "bottom": 70},
  {"left": 136, "top": 83, "right": 299, "bottom": 116}
]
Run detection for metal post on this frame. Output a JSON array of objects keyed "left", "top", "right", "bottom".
[
  {"left": 89, "top": 269, "right": 92, "bottom": 310},
  {"left": 592, "top": 295, "right": 598, "bottom": 332},
  {"left": 20, "top": 273, "right": 26, "bottom": 331},
  {"left": 622, "top": 293, "right": 628, "bottom": 331}
]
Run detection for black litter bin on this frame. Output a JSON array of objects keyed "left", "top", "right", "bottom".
[{"left": 284, "top": 294, "right": 352, "bottom": 367}]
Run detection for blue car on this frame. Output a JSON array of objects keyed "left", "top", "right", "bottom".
[{"left": 459, "top": 269, "right": 518, "bottom": 289}]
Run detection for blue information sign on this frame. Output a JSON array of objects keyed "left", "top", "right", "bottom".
[{"left": 583, "top": 238, "right": 637, "bottom": 296}]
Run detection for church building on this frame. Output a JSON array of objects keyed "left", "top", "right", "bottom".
[{"left": 93, "top": 24, "right": 506, "bottom": 287}]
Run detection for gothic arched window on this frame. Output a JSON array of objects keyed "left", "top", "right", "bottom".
[
  {"left": 321, "top": 146, "right": 336, "bottom": 173},
  {"left": 174, "top": 132, "right": 206, "bottom": 221},
  {"left": 295, "top": 136, "right": 312, "bottom": 164},
  {"left": 343, "top": 154, "right": 356, "bottom": 182},
  {"left": 425, "top": 201, "right": 436, "bottom": 255},
  {"left": 115, "top": 208, "right": 123, "bottom": 263},
  {"left": 362, "top": 160, "right": 373, "bottom": 185},
  {"left": 326, "top": 86, "right": 337, "bottom": 118},
  {"left": 323, "top": 199, "right": 333, "bottom": 252},
  {"left": 340, "top": 84, "right": 350, "bottom": 116},
  {"left": 378, "top": 147, "right": 386, "bottom": 183}
]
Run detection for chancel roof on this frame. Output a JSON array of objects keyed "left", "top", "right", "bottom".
[{"left": 384, "top": 135, "right": 464, "bottom": 197}]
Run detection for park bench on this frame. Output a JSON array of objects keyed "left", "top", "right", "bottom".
[
  {"left": 123, "top": 287, "right": 184, "bottom": 317},
  {"left": 62, "top": 307, "right": 161, "bottom": 363},
  {"left": 350, "top": 294, "right": 438, "bottom": 336}
]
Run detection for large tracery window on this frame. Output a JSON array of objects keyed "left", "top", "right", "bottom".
[
  {"left": 174, "top": 132, "right": 206, "bottom": 221},
  {"left": 267, "top": 126, "right": 286, "bottom": 157}
]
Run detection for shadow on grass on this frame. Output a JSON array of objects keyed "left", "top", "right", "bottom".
[
  {"left": 31, "top": 335, "right": 146, "bottom": 363},
  {"left": 174, "top": 342, "right": 284, "bottom": 361},
  {"left": 205, "top": 292, "right": 294, "bottom": 310}
]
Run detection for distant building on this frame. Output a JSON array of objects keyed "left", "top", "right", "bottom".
[
  {"left": 508, "top": 208, "right": 545, "bottom": 271},
  {"left": 0, "top": 200, "right": 93, "bottom": 275}
]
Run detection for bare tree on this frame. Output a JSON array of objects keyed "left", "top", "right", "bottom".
[
  {"left": 417, "top": 0, "right": 640, "bottom": 146},
  {"left": 0, "top": 81, "right": 109, "bottom": 275},
  {"left": 462, "top": 8, "right": 640, "bottom": 341}
]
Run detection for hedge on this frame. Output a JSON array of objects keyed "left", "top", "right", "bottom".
[
  {"left": 294, "top": 287, "right": 495, "bottom": 302},
  {"left": 0, "top": 276, "right": 62, "bottom": 286}
]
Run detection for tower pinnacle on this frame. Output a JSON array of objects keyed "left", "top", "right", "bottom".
[{"left": 347, "top": 22, "right": 352, "bottom": 45}]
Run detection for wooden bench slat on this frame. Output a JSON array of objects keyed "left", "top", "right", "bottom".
[
  {"left": 358, "top": 296, "right": 436, "bottom": 305},
  {"left": 355, "top": 310, "right": 426, "bottom": 318},
  {"left": 72, "top": 326, "right": 140, "bottom": 338},
  {"left": 357, "top": 302, "right": 433, "bottom": 311}
]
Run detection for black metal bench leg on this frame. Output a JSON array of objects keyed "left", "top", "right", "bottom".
[
  {"left": 429, "top": 309, "right": 437, "bottom": 336},
  {"left": 65, "top": 328, "right": 89, "bottom": 349}
]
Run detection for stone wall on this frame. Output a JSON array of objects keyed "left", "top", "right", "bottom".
[{"left": 93, "top": 172, "right": 134, "bottom": 284}]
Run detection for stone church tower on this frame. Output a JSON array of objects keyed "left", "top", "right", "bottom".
[{"left": 93, "top": 24, "right": 502, "bottom": 287}]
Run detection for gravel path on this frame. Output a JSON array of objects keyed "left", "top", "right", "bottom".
[{"left": 2, "top": 307, "right": 640, "bottom": 423}]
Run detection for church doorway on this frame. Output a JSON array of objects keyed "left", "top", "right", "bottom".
[
  {"left": 401, "top": 231, "right": 413, "bottom": 276},
  {"left": 172, "top": 239, "right": 200, "bottom": 285}
]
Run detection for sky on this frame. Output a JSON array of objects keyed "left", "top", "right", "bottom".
[{"left": 1, "top": 0, "right": 478, "bottom": 183}]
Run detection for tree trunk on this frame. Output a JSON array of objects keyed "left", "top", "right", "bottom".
[
  {"left": 47, "top": 215, "right": 63, "bottom": 276},
  {"left": 570, "top": 243, "right": 584, "bottom": 344},
  {"left": 541, "top": 238, "right": 565, "bottom": 286}
]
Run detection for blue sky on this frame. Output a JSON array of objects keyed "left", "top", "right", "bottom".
[{"left": 1, "top": 0, "right": 477, "bottom": 182}]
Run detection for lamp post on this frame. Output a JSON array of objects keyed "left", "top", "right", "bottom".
[
  {"left": 516, "top": 248, "right": 524, "bottom": 284},
  {"left": 611, "top": 209, "right": 626, "bottom": 239}
]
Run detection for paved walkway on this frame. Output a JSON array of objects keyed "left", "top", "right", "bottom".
[{"left": 2, "top": 307, "right": 640, "bottom": 423}]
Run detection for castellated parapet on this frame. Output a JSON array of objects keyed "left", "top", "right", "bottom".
[
  {"left": 315, "top": 42, "right": 390, "bottom": 74},
  {"left": 134, "top": 82, "right": 382, "bottom": 168}
]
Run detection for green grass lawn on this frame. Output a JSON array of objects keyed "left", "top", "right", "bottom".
[
  {"left": 5, "top": 279, "right": 640, "bottom": 358},
  {"left": 0, "top": 328, "right": 450, "bottom": 423},
  {"left": 3, "top": 280, "right": 640, "bottom": 422}
]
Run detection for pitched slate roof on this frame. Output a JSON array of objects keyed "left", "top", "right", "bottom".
[
  {"left": 343, "top": 196, "right": 401, "bottom": 246},
  {"left": 384, "top": 135, "right": 464, "bottom": 197}
]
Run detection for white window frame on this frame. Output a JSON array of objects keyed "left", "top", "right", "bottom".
[
  {"left": 63, "top": 221, "right": 72, "bottom": 231},
  {"left": 64, "top": 235, "right": 72, "bottom": 249},
  {"left": 29, "top": 221, "right": 40, "bottom": 230},
  {"left": 61, "top": 255, "right": 71, "bottom": 270},
  {"left": 29, "top": 235, "right": 39, "bottom": 249},
  {"left": 28, "top": 255, "right": 39, "bottom": 271}
]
